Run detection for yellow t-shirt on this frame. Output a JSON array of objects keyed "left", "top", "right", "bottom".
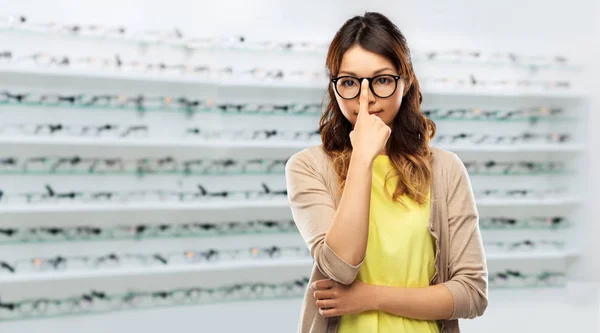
[{"left": 338, "top": 155, "right": 440, "bottom": 333}]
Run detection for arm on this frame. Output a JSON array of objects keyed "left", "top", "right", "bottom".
[
  {"left": 285, "top": 149, "right": 373, "bottom": 285},
  {"left": 441, "top": 153, "right": 488, "bottom": 319},
  {"left": 325, "top": 152, "right": 373, "bottom": 265},
  {"left": 373, "top": 284, "right": 453, "bottom": 320}
]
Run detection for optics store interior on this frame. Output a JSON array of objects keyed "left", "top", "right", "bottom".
[{"left": 0, "top": 1, "right": 599, "bottom": 333}]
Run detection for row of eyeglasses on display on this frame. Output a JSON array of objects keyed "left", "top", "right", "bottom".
[
  {"left": 0, "top": 239, "right": 567, "bottom": 275},
  {"left": 0, "top": 122, "right": 575, "bottom": 147},
  {"left": 0, "top": 269, "right": 566, "bottom": 320},
  {"left": 0, "top": 184, "right": 573, "bottom": 206},
  {"left": 0, "top": 216, "right": 568, "bottom": 244},
  {"left": 0, "top": 50, "right": 575, "bottom": 89},
  {"left": 0, "top": 91, "right": 574, "bottom": 121},
  {"left": 0, "top": 156, "right": 571, "bottom": 176},
  {"left": 0, "top": 14, "right": 579, "bottom": 71}
]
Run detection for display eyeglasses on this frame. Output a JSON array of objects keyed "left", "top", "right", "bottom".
[
  {"left": 479, "top": 216, "right": 567, "bottom": 229},
  {"left": 462, "top": 160, "right": 567, "bottom": 175},
  {"left": 0, "top": 123, "right": 148, "bottom": 137},
  {"left": 6, "top": 50, "right": 326, "bottom": 80},
  {"left": 476, "top": 188, "right": 565, "bottom": 199},
  {"left": 215, "top": 102, "right": 321, "bottom": 115},
  {"left": 0, "top": 277, "right": 310, "bottom": 318},
  {"left": 0, "top": 219, "right": 298, "bottom": 244},
  {"left": 489, "top": 270, "right": 565, "bottom": 288},
  {"left": 0, "top": 90, "right": 322, "bottom": 116},
  {"left": 184, "top": 128, "right": 321, "bottom": 141},
  {"left": 484, "top": 239, "right": 565, "bottom": 252},
  {"left": 418, "top": 50, "right": 574, "bottom": 69},
  {"left": 434, "top": 132, "right": 571, "bottom": 145},
  {"left": 0, "top": 15, "right": 127, "bottom": 37},
  {"left": 422, "top": 107, "right": 564, "bottom": 121},
  {"left": 0, "top": 183, "right": 288, "bottom": 205},
  {"left": 0, "top": 15, "right": 329, "bottom": 52},
  {"left": 0, "top": 245, "right": 309, "bottom": 274},
  {"left": 0, "top": 155, "right": 288, "bottom": 175},
  {"left": 423, "top": 75, "right": 571, "bottom": 90},
  {"left": 0, "top": 122, "right": 321, "bottom": 142}
]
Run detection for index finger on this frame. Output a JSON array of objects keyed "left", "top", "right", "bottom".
[
  {"left": 358, "top": 79, "right": 369, "bottom": 116},
  {"left": 310, "top": 279, "right": 334, "bottom": 290}
]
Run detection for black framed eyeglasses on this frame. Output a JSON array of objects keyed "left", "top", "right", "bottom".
[{"left": 330, "top": 74, "right": 402, "bottom": 100}]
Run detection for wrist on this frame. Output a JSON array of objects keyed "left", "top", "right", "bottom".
[
  {"left": 367, "top": 284, "right": 381, "bottom": 311},
  {"left": 350, "top": 151, "right": 374, "bottom": 168}
]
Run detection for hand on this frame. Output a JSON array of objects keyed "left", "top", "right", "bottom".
[
  {"left": 311, "top": 278, "right": 376, "bottom": 318},
  {"left": 349, "top": 79, "right": 392, "bottom": 162}
]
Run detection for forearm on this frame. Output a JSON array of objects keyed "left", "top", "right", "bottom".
[
  {"left": 373, "top": 284, "right": 454, "bottom": 321},
  {"left": 324, "top": 152, "right": 373, "bottom": 266}
]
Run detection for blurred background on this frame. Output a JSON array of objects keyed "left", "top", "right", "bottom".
[{"left": 0, "top": 0, "right": 598, "bottom": 332}]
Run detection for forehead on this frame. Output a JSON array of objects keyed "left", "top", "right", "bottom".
[{"left": 339, "top": 45, "right": 395, "bottom": 75}]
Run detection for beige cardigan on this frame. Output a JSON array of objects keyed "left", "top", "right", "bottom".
[{"left": 285, "top": 145, "right": 488, "bottom": 333}]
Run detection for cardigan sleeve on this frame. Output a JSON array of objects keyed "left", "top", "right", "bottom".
[
  {"left": 441, "top": 153, "right": 489, "bottom": 319},
  {"left": 285, "top": 149, "right": 362, "bottom": 285}
]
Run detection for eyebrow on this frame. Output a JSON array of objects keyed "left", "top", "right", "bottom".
[{"left": 338, "top": 67, "right": 397, "bottom": 76}]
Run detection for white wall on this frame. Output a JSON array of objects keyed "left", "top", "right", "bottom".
[
  {"left": 1, "top": 1, "right": 599, "bottom": 332},
  {"left": 576, "top": 0, "right": 600, "bottom": 289}
]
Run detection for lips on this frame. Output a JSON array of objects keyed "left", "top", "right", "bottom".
[{"left": 355, "top": 111, "right": 383, "bottom": 116}]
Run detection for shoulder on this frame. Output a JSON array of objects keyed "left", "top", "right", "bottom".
[
  {"left": 285, "top": 144, "right": 331, "bottom": 175},
  {"left": 431, "top": 146, "right": 461, "bottom": 166},
  {"left": 430, "top": 146, "right": 467, "bottom": 179}
]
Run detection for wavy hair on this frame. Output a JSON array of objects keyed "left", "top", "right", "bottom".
[{"left": 320, "top": 12, "right": 436, "bottom": 206}]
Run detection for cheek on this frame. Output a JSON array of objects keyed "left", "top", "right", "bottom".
[
  {"left": 335, "top": 96, "right": 357, "bottom": 125},
  {"left": 382, "top": 93, "right": 403, "bottom": 117}
]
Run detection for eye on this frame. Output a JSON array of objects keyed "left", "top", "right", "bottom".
[
  {"left": 376, "top": 76, "right": 393, "bottom": 85},
  {"left": 340, "top": 78, "right": 356, "bottom": 87}
]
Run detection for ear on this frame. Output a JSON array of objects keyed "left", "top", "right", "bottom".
[{"left": 401, "top": 77, "right": 411, "bottom": 96}]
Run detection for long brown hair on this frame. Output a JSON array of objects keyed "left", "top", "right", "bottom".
[{"left": 320, "top": 12, "right": 436, "bottom": 206}]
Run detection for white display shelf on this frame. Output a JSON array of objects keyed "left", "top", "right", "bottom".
[
  {"left": 0, "top": 251, "right": 577, "bottom": 284},
  {"left": 0, "top": 199, "right": 291, "bottom": 215},
  {"left": 0, "top": 65, "right": 220, "bottom": 85},
  {"left": 0, "top": 137, "right": 586, "bottom": 155},
  {"left": 0, "top": 136, "right": 316, "bottom": 149},
  {"left": 219, "top": 78, "right": 325, "bottom": 89},
  {"left": 0, "top": 197, "right": 581, "bottom": 217},
  {"left": 0, "top": 200, "right": 293, "bottom": 224},
  {"left": 0, "top": 65, "right": 588, "bottom": 97},
  {"left": 486, "top": 250, "right": 579, "bottom": 261},
  {"left": 420, "top": 85, "right": 587, "bottom": 98},
  {"left": 0, "top": 28, "right": 586, "bottom": 72},
  {"left": 439, "top": 143, "right": 587, "bottom": 153},
  {"left": 0, "top": 258, "right": 313, "bottom": 284},
  {"left": 0, "top": 65, "right": 325, "bottom": 89},
  {"left": 476, "top": 197, "right": 583, "bottom": 207},
  {"left": 0, "top": 27, "right": 330, "bottom": 55}
]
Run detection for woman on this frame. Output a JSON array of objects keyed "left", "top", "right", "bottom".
[{"left": 285, "top": 12, "right": 488, "bottom": 333}]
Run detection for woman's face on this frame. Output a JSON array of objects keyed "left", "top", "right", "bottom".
[{"left": 332, "top": 44, "right": 405, "bottom": 127}]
